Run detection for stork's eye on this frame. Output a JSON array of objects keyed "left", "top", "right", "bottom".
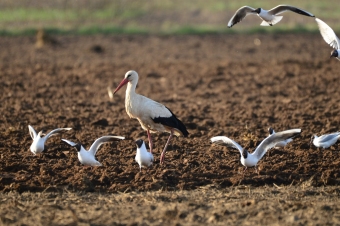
[{"left": 127, "top": 74, "right": 131, "bottom": 78}]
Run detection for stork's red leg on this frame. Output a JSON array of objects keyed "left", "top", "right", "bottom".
[
  {"left": 147, "top": 130, "right": 153, "bottom": 154},
  {"left": 160, "top": 130, "right": 173, "bottom": 164}
]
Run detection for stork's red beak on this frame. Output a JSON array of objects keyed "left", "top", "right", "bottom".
[{"left": 113, "top": 78, "right": 129, "bottom": 94}]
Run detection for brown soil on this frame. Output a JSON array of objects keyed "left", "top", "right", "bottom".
[
  {"left": 1, "top": 33, "right": 340, "bottom": 224},
  {"left": 1, "top": 185, "right": 340, "bottom": 225}
]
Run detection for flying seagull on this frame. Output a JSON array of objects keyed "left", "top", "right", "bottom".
[
  {"left": 62, "top": 135, "right": 125, "bottom": 166},
  {"left": 211, "top": 129, "right": 301, "bottom": 172},
  {"left": 315, "top": 18, "right": 340, "bottom": 60},
  {"left": 228, "top": 5, "right": 315, "bottom": 28},
  {"left": 29, "top": 125, "right": 72, "bottom": 155}
]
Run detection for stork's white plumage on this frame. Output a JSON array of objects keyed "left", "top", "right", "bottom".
[{"left": 113, "top": 70, "right": 189, "bottom": 164}]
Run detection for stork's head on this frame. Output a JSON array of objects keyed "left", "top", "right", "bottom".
[
  {"left": 330, "top": 50, "right": 338, "bottom": 58},
  {"left": 253, "top": 8, "right": 261, "bottom": 14},
  {"left": 113, "top": 70, "right": 139, "bottom": 94}
]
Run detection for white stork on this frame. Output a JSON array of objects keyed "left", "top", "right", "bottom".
[{"left": 113, "top": 70, "right": 189, "bottom": 164}]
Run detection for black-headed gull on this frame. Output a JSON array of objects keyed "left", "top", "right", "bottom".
[
  {"left": 228, "top": 5, "right": 314, "bottom": 28},
  {"left": 315, "top": 18, "right": 340, "bottom": 60},
  {"left": 211, "top": 129, "right": 301, "bottom": 172},
  {"left": 135, "top": 139, "right": 154, "bottom": 171},
  {"left": 312, "top": 132, "right": 340, "bottom": 149},
  {"left": 62, "top": 136, "right": 125, "bottom": 166},
  {"left": 113, "top": 70, "right": 188, "bottom": 164},
  {"left": 29, "top": 125, "right": 72, "bottom": 155},
  {"left": 268, "top": 127, "right": 293, "bottom": 148}
]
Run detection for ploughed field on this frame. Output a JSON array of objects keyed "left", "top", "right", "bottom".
[{"left": 1, "top": 34, "right": 340, "bottom": 224}]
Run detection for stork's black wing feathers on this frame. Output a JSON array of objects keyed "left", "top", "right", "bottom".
[{"left": 152, "top": 107, "right": 189, "bottom": 137}]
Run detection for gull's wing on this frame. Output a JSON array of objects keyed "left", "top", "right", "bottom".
[
  {"left": 315, "top": 18, "right": 340, "bottom": 49},
  {"left": 253, "top": 129, "right": 301, "bottom": 160},
  {"left": 318, "top": 132, "right": 340, "bottom": 142},
  {"left": 89, "top": 136, "right": 125, "bottom": 156},
  {"left": 44, "top": 128, "right": 72, "bottom": 140},
  {"left": 211, "top": 136, "right": 243, "bottom": 156},
  {"left": 269, "top": 5, "right": 315, "bottom": 17},
  {"left": 28, "top": 125, "right": 37, "bottom": 140},
  {"left": 61, "top": 139, "right": 77, "bottom": 147},
  {"left": 227, "top": 6, "right": 256, "bottom": 28}
]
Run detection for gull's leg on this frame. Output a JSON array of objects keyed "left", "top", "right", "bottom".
[
  {"left": 147, "top": 130, "right": 153, "bottom": 154},
  {"left": 160, "top": 130, "right": 173, "bottom": 164},
  {"left": 255, "top": 165, "right": 258, "bottom": 173},
  {"left": 242, "top": 167, "right": 248, "bottom": 178}
]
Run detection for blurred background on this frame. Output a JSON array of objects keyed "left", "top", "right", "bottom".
[{"left": 0, "top": 0, "right": 339, "bottom": 35}]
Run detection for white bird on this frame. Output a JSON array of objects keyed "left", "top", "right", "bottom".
[
  {"left": 211, "top": 129, "right": 301, "bottom": 172},
  {"left": 268, "top": 127, "right": 293, "bottom": 148},
  {"left": 113, "top": 70, "right": 189, "bottom": 164},
  {"left": 62, "top": 136, "right": 125, "bottom": 166},
  {"left": 135, "top": 139, "right": 154, "bottom": 171},
  {"left": 228, "top": 5, "right": 314, "bottom": 28},
  {"left": 315, "top": 18, "right": 340, "bottom": 60},
  {"left": 312, "top": 132, "right": 340, "bottom": 149},
  {"left": 28, "top": 125, "right": 72, "bottom": 155}
]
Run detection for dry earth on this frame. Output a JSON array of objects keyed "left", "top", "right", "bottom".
[{"left": 1, "top": 33, "right": 340, "bottom": 224}]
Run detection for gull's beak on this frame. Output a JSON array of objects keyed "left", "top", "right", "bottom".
[{"left": 113, "top": 78, "right": 129, "bottom": 94}]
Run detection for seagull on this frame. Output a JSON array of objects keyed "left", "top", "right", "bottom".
[
  {"left": 268, "top": 127, "right": 293, "bottom": 148},
  {"left": 28, "top": 125, "right": 72, "bottom": 155},
  {"left": 113, "top": 70, "right": 189, "bottom": 164},
  {"left": 311, "top": 132, "right": 340, "bottom": 149},
  {"left": 211, "top": 129, "right": 301, "bottom": 172},
  {"left": 135, "top": 139, "right": 154, "bottom": 171},
  {"left": 228, "top": 5, "right": 315, "bottom": 27},
  {"left": 315, "top": 18, "right": 340, "bottom": 60},
  {"left": 62, "top": 136, "right": 125, "bottom": 166}
]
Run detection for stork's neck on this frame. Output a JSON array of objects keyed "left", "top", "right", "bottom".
[{"left": 126, "top": 80, "right": 137, "bottom": 99}]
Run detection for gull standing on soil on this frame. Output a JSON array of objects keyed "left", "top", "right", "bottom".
[
  {"left": 135, "top": 139, "right": 154, "bottom": 171},
  {"left": 211, "top": 129, "right": 301, "bottom": 172},
  {"left": 113, "top": 70, "right": 189, "bottom": 164},
  {"left": 62, "top": 136, "right": 125, "bottom": 166},
  {"left": 29, "top": 125, "right": 72, "bottom": 155},
  {"left": 268, "top": 127, "right": 294, "bottom": 148},
  {"left": 227, "top": 5, "right": 314, "bottom": 27},
  {"left": 315, "top": 18, "right": 340, "bottom": 60},
  {"left": 311, "top": 132, "right": 340, "bottom": 149}
]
